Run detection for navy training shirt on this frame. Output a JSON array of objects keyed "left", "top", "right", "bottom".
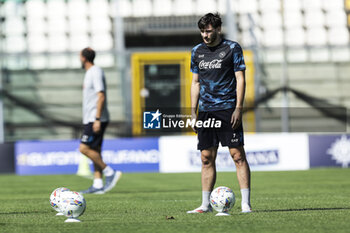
[{"left": 190, "top": 39, "right": 246, "bottom": 112}]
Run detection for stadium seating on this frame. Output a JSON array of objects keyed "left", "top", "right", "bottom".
[{"left": 3, "top": 68, "right": 124, "bottom": 141}]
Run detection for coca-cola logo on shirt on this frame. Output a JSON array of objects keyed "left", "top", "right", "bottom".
[{"left": 198, "top": 59, "right": 223, "bottom": 69}]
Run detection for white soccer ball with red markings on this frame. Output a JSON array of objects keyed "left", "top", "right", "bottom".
[
  {"left": 58, "top": 191, "right": 86, "bottom": 218},
  {"left": 210, "top": 186, "right": 235, "bottom": 213},
  {"left": 50, "top": 187, "right": 70, "bottom": 213}
]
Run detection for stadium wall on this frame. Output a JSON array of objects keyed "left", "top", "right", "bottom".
[{"left": 9, "top": 134, "right": 350, "bottom": 175}]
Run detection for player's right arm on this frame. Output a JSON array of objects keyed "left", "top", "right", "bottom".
[
  {"left": 190, "top": 46, "right": 200, "bottom": 133},
  {"left": 191, "top": 73, "right": 200, "bottom": 133},
  {"left": 92, "top": 68, "right": 106, "bottom": 133}
]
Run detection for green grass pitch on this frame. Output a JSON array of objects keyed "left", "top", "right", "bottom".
[{"left": 0, "top": 168, "right": 349, "bottom": 233}]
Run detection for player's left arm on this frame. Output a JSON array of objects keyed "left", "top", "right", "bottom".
[{"left": 231, "top": 70, "right": 246, "bottom": 129}]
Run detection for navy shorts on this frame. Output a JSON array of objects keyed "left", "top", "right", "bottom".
[
  {"left": 80, "top": 122, "right": 108, "bottom": 150},
  {"left": 197, "top": 109, "right": 244, "bottom": 150}
]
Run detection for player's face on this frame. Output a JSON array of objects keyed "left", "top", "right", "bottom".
[
  {"left": 80, "top": 53, "right": 86, "bottom": 69},
  {"left": 200, "top": 25, "right": 221, "bottom": 46}
]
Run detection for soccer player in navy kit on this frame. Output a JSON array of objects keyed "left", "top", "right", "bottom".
[{"left": 187, "top": 13, "right": 252, "bottom": 213}]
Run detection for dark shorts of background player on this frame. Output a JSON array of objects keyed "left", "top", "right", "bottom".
[
  {"left": 197, "top": 108, "right": 244, "bottom": 150},
  {"left": 80, "top": 122, "right": 109, "bottom": 150}
]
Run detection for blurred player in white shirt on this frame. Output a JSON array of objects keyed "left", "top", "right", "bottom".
[{"left": 79, "top": 47, "right": 122, "bottom": 194}]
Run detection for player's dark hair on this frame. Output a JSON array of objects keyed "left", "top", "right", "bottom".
[
  {"left": 81, "top": 47, "right": 95, "bottom": 63},
  {"left": 198, "top": 13, "right": 222, "bottom": 30}
]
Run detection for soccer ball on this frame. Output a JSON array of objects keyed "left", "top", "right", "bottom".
[
  {"left": 58, "top": 191, "right": 86, "bottom": 219},
  {"left": 210, "top": 186, "right": 235, "bottom": 214},
  {"left": 50, "top": 187, "right": 70, "bottom": 213}
]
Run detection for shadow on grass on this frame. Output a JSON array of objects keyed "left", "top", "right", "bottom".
[
  {"left": 113, "top": 189, "right": 195, "bottom": 194},
  {"left": 255, "top": 207, "right": 350, "bottom": 213},
  {"left": 0, "top": 211, "right": 49, "bottom": 215}
]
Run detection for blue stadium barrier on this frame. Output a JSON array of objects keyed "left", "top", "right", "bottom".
[
  {"left": 309, "top": 134, "right": 350, "bottom": 168},
  {"left": 15, "top": 137, "right": 159, "bottom": 175}
]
